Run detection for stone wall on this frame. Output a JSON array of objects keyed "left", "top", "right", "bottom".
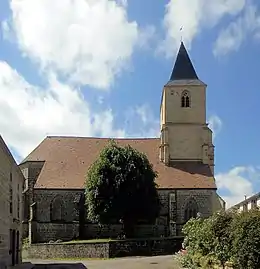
[
  {"left": 20, "top": 162, "right": 44, "bottom": 218},
  {"left": 109, "top": 236, "right": 183, "bottom": 258},
  {"left": 0, "top": 152, "right": 10, "bottom": 266},
  {"left": 84, "top": 224, "right": 167, "bottom": 239},
  {"left": 157, "top": 189, "right": 215, "bottom": 236},
  {"left": 30, "top": 189, "right": 172, "bottom": 242},
  {"left": 33, "top": 189, "right": 82, "bottom": 222},
  {"left": 0, "top": 136, "right": 24, "bottom": 267},
  {"left": 28, "top": 241, "right": 109, "bottom": 259},
  {"left": 176, "top": 189, "right": 214, "bottom": 234},
  {"left": 30, "top": 222, "right": 80, "bottom": 243},
  {"left": 30, "top": 222, "right": 167, "bottom": 243},
  {"left": 176, "top": 189, "right": 213, "bottom": 221},
  {"left": 28, "top": 188, "right": 216, "bottom": 242},
  {"left": 27, "top": 237, "right": 184, "bottom": 259}
]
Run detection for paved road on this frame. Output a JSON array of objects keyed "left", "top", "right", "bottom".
[{"left": 25, "top": 255, "right": 182, "bottom": 269}]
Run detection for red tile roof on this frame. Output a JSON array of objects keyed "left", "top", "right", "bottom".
[{"left": 21, "top": 136, "right": 216, "bottom": 189}]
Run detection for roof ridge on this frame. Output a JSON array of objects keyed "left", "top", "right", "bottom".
[
  {"left": 20, "top": 136, "right": 48, "bottom": 164},
  {"left": 0, "top": 135, "right": 25, "bottom": 179},
  {"left": 46, "top": 136, "right": 159, "bottom": 140}
]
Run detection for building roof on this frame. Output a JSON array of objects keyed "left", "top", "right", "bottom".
[
  {"left": 230, "top": 192, "right": 260, "bottom": 209},
  {"left": 21, "top": 136, "right": 216, "bottom": 190},
  {"left": 0, "top": 135, "right": 25, "bottom": 182},
  {"left": 169, "top": 42, "right": 199, "bottom": 81}
]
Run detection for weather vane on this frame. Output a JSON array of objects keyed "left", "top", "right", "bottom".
[{"left": 180, "top": 26, "right": 183, "bottom": 42}]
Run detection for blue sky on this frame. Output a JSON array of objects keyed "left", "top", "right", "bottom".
[{"left": 0, "top": 0, "right": 260, "bottom": 207}]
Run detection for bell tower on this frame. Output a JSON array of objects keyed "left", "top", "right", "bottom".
[{"left": 159, "top": 42, "right": 214, "bottom": 174}]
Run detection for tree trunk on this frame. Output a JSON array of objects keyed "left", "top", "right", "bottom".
[{"left": 123, "top": 218, "right": 135, "bottom": 238}]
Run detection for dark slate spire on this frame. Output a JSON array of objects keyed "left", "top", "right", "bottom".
[{"left": 170, "top": 42, "right": 198, "bottom": 81}]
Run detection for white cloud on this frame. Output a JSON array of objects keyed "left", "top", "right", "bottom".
[
  {"left": 208, "top": 115, "right": 222, "bottom": 140},
  {"left": 124, "top": 105, "right": 160, "bottom": 138},
  {"left": 0, "top": 62, "right": 159, "bottom": 159},
  {"left": 160, "top": 0, "right": 246, "bottom": 58},
  {"left": 0, "top": 0, "right": 160, "bottom": 161},
  {"left": 213, "top": 2, "right": 260, "bottom": 56},
  {"left": 216, "top": 166, "right": 260, "bottom": 208},
  {"left": 3, "top": 0, "right": 139, "bottom": 89},
  {"left": 116, "top": 0, "right": 128, "bottom": 8},
  {"left": 0, "top": 61, "right": 126, "bottom": 158},
  {"left": 138, "top": 25, "right": 157, "bottom": 50}
]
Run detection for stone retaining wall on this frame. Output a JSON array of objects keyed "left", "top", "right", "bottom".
[
  {"left": 84, "top": 224, "right": 167, "bottom": 239},
  {"left": 27, "top": 237, "right": 183, "bottom": 259},
  {"left": 109, "top": 237, "right": 183, "bottom": 258}
]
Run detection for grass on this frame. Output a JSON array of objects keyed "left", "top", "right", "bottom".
[
  {"left": 60, "top": 238, "right": 115, "bottom": 244},
  {"left": 60, "top": 236, "right": 179, "bottom": 244}
]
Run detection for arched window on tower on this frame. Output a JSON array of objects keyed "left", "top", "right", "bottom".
[
  {"left": 181, "top": 91, "right": 190, "bottom": 108},
  {"left": 184, "top": 198, "right": 198, "bottom": 222},
  {"left": 50, "top": 197, "right": 64, "bottom": 222}
]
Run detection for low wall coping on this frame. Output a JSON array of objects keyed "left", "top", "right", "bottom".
[{"left": 31, "top": 236, "right": 184, "bottom": 246}]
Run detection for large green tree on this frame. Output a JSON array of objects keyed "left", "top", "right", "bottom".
[{"left": 85, "top": 140, "right": 160, "bottom": 237}]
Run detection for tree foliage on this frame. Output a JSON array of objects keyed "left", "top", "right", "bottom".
[
  {"left": 85, "top": 140, "right": 160, "bottom": 236},
  {"left": 178, "top": 208, "right": 260, "bottom": 269},
  {"left": 231, "top": 209, "right": 260, "bottom": 269}
]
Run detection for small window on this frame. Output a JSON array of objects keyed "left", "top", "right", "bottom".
[
  {"left": 17, "top": 194, "right": 20, "bottom": 219},
  {"left": 50, "top": 197, "right": 64, "bottom": 222},
  {"left": 10, "top": 201, "right": 13, "bottom": 214},
  {"left": 184, "top": 198, "right": 198, "bottom": 222},
  {"left": 169, "top": 193, "right": 176, "bottom": 202},
  {"left": 243, "top": 204, "right": 248, "bottom": 212},
  {"left": 181, "top": 91, "right": 190, "bottom": 108},
  {"left": 9, "top": 181, "right": 13, "bottom": 214},
  {"left": 252, "top": 199, "right": 257, "bottom": 209}
]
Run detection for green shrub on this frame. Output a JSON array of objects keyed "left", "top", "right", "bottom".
[
  {"left": 231, "top": 208, "right": 260, "bottom": 269},
  {"left": 22, "top": 237, "right": 29, "bottom": 250},
  {"left": 180, "top": 210, "right": 234, "bottom": 268},
  {"left": 179, "top": 208, "right": 260, "bottom": 269},
  {"left": 210, "top": 210, "right": 234, "bottom": 267},
  {"left": 180, "top": 217, "right": 215, "bottom": 268}
]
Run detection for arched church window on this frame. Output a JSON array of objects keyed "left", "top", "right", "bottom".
[
  {"left": 181, "top": 91, "right": 190, "bottom": 108},
  {"left": 184, "top": 198, "right": 198, "bottom": 222},
  {"left": 50, "top": 197, "right": 64, "bottom": 222}
]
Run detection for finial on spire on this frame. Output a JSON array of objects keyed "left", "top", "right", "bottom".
[{"left": 180, "top": 26, "right": 183, "bottom": 43}]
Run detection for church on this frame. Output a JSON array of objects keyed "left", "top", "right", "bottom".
[{"left": 20, "top": 42, "right": 225, "bottom": 243}]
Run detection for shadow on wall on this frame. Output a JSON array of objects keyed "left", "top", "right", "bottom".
[
  {"left": 34, "top": 264, "right": 87, "bottom": 269},
  {"left": 171, "top": 161, "right": 212, "bottom": 177}
]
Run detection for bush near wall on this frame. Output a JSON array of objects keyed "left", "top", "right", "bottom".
[{"left": 177, "top": 208, "right": 260, "bottom": 269}]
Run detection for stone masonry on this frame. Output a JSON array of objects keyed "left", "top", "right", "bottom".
[
  {"left": 22, "top": 179, "right": 217, "bottom": 243},
  {"left": 27, "top": 237, "right": 183, "bottom": 259},
  {"left": 0, "top": 136, "right": 24, "bottom": 267}
]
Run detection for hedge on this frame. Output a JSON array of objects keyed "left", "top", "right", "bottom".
[{"left": 177, "top": 208, "right": 260, "bottom": 269}]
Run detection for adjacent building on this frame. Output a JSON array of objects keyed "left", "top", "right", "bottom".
[
  {"left": 21, "top": 42, "right": 225, "bottom": 243},
  {"left": 0, "top": 136, "right": 24, "bottom": 267},
  {"left": 231, "top": 193, "right": 260, "bottom": 212}
]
